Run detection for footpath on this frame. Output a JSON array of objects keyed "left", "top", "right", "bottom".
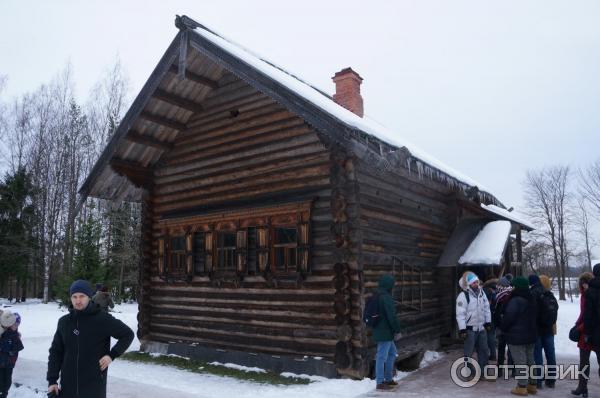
[{"left": 362, "top": 350, "right": 600, "bottom": 398}]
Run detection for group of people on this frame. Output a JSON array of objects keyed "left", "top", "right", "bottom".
[{"left": 457, "top": 264, "right": 600, "bottom": 397}]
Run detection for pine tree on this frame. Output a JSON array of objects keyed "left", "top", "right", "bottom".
[
  {"left": 55, "top": 214, "right": 106, "bottom": 306},
  {"left": 0, "top": 167, "right": 38, "bottom": 298}
]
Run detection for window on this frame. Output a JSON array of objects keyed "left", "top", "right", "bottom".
[
  {"left": 216, "top": 231, "right": 236, "bottom": 271},
  {"left": 193, "top": 232, "right": 206, "bottom": 274},
  {"left": 169, "top": 236, "right": 186, "bottom": 274},
  {"left": 273, "top": 227, "right": 297, "bottom": 273},
  {"left": 158, "top": 201, "right": 312, "bottom": 280}
]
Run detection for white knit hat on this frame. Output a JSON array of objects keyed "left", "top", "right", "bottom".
[{"left": 0, "top": 310, "right": 16, "bottom": 328}]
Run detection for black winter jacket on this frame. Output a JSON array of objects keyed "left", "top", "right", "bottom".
[
  {"left": 584, "top": 277, "right": 600, "bottom": 348},
  {"left": 500, "top": 288, "right": 538, "bottom": 345},
  {"left": 47, "top": 302, "right": 134, "bottom": 398}
]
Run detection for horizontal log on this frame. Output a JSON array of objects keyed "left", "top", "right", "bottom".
[
  {"left": 159, "top": 134, "right": 324, "bottom": 178},
  {"left": 153, "top": 176, "right": 331, "bottom": 213},
  {"left": 148, "top": 331, "right": 334, "bottom": 359}
]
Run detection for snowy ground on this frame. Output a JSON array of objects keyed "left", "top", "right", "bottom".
[{"left": 1, "top": 293, "right": 584, "bottom": 397}]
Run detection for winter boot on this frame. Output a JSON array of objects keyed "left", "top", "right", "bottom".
[
  {"left": 571, "top": 385, "right": 588, "bottom": 398},
  {"left": 510, "top": 386, "right": 528, "bottom": 396},
  {"left": 383, "top": 380, "right": 398, "bottom": 386},
  {"left": 376, "top": 383, "right": 394, "bottom": 391},
  {"left": 526, "top": 384, "right": 537, "bottom": 394}
]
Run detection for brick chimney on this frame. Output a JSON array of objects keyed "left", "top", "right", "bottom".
[{"left": 332, "top": 67, "right": 364, "bottom": 117}]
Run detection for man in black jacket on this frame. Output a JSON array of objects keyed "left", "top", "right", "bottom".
[
  {"left": 47, "top": 280, "right": 134, "bottom": 398},
  {"left": 500, "top": 276, "right": 538, "bottom": 396},
  {"left": 583, "top": 263, "right": 600, "bottom": 381}
]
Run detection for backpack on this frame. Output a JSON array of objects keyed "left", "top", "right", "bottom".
[
  {"left": 538, "top": 291, "right": 559, "bottom": 328},
  {"left": 363, "top": 293, "right": 381, "bottom": 328}
]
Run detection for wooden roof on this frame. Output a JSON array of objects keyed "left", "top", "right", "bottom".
[{"left": 79, "top": 15, "right": 505, "bottom": 211}]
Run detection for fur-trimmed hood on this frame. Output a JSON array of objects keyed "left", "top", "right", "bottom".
[{"left": 459, "top": 271, "right": 479, "bottom": 291}]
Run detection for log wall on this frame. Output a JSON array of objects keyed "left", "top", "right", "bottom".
[
  {"left": 354, "top": 153, "right": 458, "bottom": 358},
  {"left": 139, "top": 72, "right": 339, "bottom": 362}
]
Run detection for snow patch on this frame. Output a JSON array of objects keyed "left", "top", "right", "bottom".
[
  {"left": 208, "top": 361, "right": 267, "bottom": 373},
  {"left": 459, "top": 220, "right": 511, "bottom": 265},
  {"left": 419, "top": 351, "right": 443, "bottom": 368},
  {"left": 481, "top": 204, "right": 535, "bottom": 230}
]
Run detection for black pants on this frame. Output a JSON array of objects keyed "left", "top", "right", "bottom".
[
  {"left": 578, "top": 348, "right": 600, "bottom": 389},
  {"left": 0, "top": 367, "right": 13, "bottom": 397},
  {"left": 497, "top": 333, "right": 513, "bottom": 366}
]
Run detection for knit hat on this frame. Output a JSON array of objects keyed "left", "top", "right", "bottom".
[
  {"left": 466, "top": 272, "right": 479, "bottom": 286},
  {"left": 498, "top": 276, "right": 511, "bottom": 287},
  {"left": 512, "top": 276, "right": 529, "bottom": 290},
  {"left": 13, "top": 312, "right": 21, "bottom": 326},
  {"left": 69, "top": 279, "right": 94, "bottom": 298},
  {"left": 528, "top": 274, "right": 541, "bottom": 286},
  {"left": 594, "top": 263, "right": 600, "bottom": 278},
  {"left": 0, "top": 310, "right": 16, "bottom": 328},
  {"left": 505, "top": 273, "right": 514, "bottom": 282},
  {"left": 539, "top": 275, "right": 551, "bottom": 291}
]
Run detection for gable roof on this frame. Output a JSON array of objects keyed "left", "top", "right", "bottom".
[{"left": 79, "top": 15, "right": 507, "bottom": 213}]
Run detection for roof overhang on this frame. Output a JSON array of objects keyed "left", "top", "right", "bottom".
[{"left": 437, "top": 219, "right": 511, "bottom": 267}]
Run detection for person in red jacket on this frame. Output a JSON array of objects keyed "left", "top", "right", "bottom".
[{"left": 572, "top": 272, "right": 595, "bottom": 397}]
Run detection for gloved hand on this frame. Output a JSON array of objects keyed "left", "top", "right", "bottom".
[
  {"left": 484, "top": 323, "right": 492, "bottom": 332},
  {"left": 459, "top": 329, "right": 467, "bottom": 340}
]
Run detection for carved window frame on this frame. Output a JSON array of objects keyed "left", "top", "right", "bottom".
[{"left": 157, "top": 201, "right": 312, "bottom": 283}]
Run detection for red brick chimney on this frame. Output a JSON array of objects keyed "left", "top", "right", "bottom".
[{"left": 332, "top": 67, "right": 364, "bottom": 117}]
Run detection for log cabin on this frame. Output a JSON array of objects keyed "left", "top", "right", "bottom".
[{"left": 79, "top": 15, "right": 534, "bottom": 378}]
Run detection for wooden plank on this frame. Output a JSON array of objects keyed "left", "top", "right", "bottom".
[
  {"left": 110, "top": 158, "right": 153, "bottom": 188},
  {"left": 125, "top": 130, "right": 174, "bottom": 151},
  {"left": 169, "top": 64, "right": 219, "bottom": 89},
  {"left": 152, "top": 88, "right": 204, "bottom": 113},
  {"left": 140, "top": 111, "right": 187, "bottom": 131}
]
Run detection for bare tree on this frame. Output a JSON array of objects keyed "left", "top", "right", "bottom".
[
  {"left": 580, "top": 159, "right": 600, "bottom": 217},
  {"left": 524, "top": 166, "right": 572, "bottom": 300},
  {"left": 574, "top": 196, "right": 596, "bottom": 272}
]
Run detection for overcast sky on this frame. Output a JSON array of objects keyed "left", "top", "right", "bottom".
[{"left": 1, "top": 0, "right": 599, "bottom": 215}]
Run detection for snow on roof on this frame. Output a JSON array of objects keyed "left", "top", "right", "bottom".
[
  {"left": 481, "top": 204, "right": 535, "bottom": 230},
  {"left": 191, "top": 23, "right": 497, "bottom": 198},
  {"left": 459, "top": 220, "right": 512, "bottom": 266}
]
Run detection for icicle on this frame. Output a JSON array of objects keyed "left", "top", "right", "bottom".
[{"left": 407, "top": 158, "right": 411, "bottom": 174}]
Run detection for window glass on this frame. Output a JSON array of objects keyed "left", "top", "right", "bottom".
[
  {"left": 217, "top": 231, "right": 236, "bottom": 271},
  {"left": 274, "top": 226, "right": 297, "bottom": 272}
]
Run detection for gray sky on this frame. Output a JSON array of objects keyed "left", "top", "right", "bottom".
[{"left": 1, "top": 0, "right": 599, "bottom": 215}]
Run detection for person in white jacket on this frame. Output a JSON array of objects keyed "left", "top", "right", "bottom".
[{"left": 456, "top": 271, "right": 493, "bottom": 373}]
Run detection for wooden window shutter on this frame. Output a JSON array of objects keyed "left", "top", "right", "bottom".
[
  {"left": 257, "top": 226, "right": 269, "bottom": 273},
  {"left": 157, "top": 237, "right": 166, "bottom": 276},
  {"left": 236, "top": 230, "right": 247, "bottom": 273},
  {"left": 185, "top": 232, "right": 193, "bottom": 277},
  {"left": 205, "top": 231, "right": 214, "bottom": 272},
  {"left": 298, "top": 222, "right": 310, "bottom": 273}
]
